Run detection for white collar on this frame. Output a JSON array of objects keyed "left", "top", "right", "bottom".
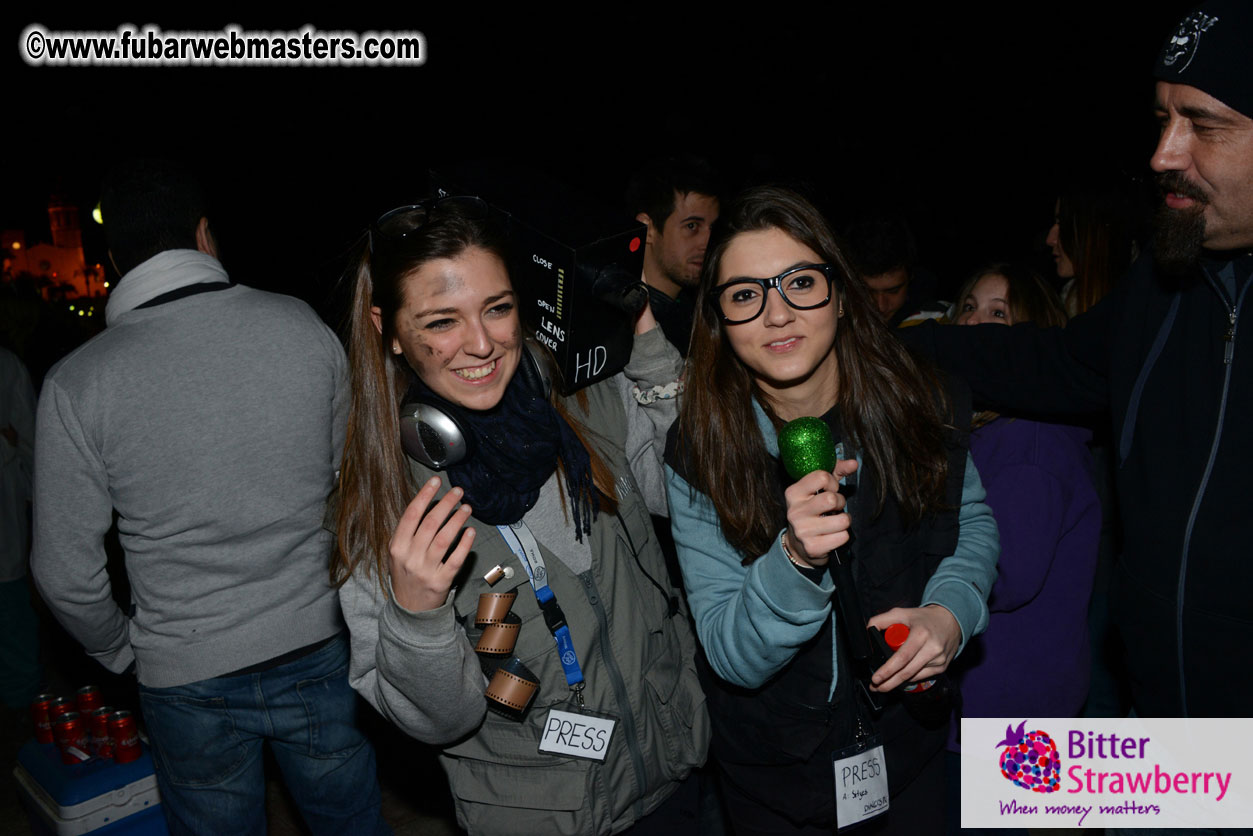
[{"left": 106, "top": 249, "right": 229, "bottom": 326}]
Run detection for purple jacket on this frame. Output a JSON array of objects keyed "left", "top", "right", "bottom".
[{"left": 948, "top": 416, "right": 1100, "bottom": 751}]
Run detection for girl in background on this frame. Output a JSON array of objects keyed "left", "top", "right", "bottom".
[
  {"left": 946, "top": 263, "right": 1100, "bottom": 832},
  {"left": 1045, "top": 177, "right": 1142, "bottom": 317}
]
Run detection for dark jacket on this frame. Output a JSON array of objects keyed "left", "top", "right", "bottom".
[
  {"left": 664, "top": 382, "right": 996, "bottom": 826},
  {"left": 903, "top": 252, "right": 1252, "bottom": 717}
]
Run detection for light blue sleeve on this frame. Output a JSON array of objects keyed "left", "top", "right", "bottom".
[
  {"left": 920, "top": 451, "right": 999, "bottom": 652},
  {"left": 665, "top": 464, "right": 834, "bottom": 689}
]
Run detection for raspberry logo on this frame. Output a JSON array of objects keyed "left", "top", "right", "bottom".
[{"left": 996, "top": 720, "right": 1061, "bottom": 793}]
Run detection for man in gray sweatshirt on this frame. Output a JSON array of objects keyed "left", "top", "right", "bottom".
[{"left": 31, "top": 159, "right": 386, "bottom": 835}]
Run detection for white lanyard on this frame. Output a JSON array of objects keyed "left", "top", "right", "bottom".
[{"left": 496, "top": 521, "right": 586, "bottom": 699}]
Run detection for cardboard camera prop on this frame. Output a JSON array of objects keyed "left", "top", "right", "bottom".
[{"left": 433, "top": 165, "right": 647, "bottom": 395}]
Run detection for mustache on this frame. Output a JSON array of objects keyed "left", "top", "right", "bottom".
[{"left": 1157, "top": 172, "right": 1208, "bottom": 204}]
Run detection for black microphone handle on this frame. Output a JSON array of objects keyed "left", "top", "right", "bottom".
[{"left": 828, "top": 545, "right": 873, "bottom": 663}]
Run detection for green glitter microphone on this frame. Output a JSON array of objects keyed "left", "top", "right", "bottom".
[
  {"left": 778, "top": 415, "right": 899, "bottom": 712},
  {"left": 778, "top": 416, "right": 837, "bottom": 480}
]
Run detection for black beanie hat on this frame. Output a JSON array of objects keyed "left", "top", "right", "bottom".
[{"left": 1154, "top": 0, "right": 1253, "bottom": 119}]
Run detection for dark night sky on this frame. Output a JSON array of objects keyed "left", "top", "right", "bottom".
[{"left": 5, "top": 5, "right": 1194, "bottom": 317}]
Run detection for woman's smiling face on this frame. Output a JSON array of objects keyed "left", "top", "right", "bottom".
[{"left": 383, "top": 246, "right": 522, "bottom": 411}]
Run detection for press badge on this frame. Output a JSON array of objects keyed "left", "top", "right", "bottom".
[
  {"left": 537, "top": 707, "right": 617, "bottom": 762},
  {"left": 832, "top": 737, "right": 889, "bottom": 829}
]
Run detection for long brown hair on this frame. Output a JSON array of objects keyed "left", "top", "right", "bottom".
[
  {"left": 1056, "top": 177, "right": 1141, "bottom": 315},
  {"left": 331, "top": 201, "right": 616, "bottom": 588},
  {"left": 677, "top": 185, "right": 950, "bottom": 561}
]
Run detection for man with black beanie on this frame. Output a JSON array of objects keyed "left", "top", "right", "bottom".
[{"left": 902, "top": 0, "right": 1253, "bottom": 719}]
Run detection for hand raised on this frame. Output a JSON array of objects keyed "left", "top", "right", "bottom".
[
  {"left": 783, "top": 458, "right": 858, "bottom": 566},
  {"left": 633, "top": 289, "right": 658, "bottom": 335},
  {"left": 389, "top": 476, "right": 476, "bottom": 612}
]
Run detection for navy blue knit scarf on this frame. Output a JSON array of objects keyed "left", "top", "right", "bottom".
[{"left": 405, "top": 370, "right": 598, "bottom": 538}]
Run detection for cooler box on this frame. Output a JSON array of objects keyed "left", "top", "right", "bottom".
[{"left": 13, "top": 740, "right": 167, "bottom": 835}]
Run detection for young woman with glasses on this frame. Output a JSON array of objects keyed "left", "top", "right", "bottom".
[
  {"left": 331, "top": 197, "right": 708, "bottom": 835},
  {"left": 665, "top": 186, "right": 998, "bottom": 834}
]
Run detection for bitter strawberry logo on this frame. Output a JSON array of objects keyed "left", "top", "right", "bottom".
[{"left": 997, "top": 720, "right": 1061, "bottom": 793}]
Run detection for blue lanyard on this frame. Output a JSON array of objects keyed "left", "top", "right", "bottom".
[{"left": 496, "top": 522, "right": 586, "bottom": 698}]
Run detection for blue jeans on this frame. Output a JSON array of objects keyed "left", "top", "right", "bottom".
[{"left": 138, "top": 634, "right": 388, "bottom": 836}]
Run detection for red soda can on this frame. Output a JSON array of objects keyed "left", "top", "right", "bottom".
[
  {"left": 49, "top": 696, "right": 75, "bottom": 720},
  {"left": 30, "top": 694, "right": 56, "bottom": 744},
  {"left": 76, "top": 685, "right": 102, "bottom": 714},
  {"left": 89, "top": 706, "right": 114, "bottom": 758},
  {"left": 109, "top": 710, "right": 141, "bottom": 763},
  {"left": 52, "top": 712, "right": 91, "bottom": 765}
]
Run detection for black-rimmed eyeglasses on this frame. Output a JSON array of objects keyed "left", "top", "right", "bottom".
[
  {"left": 713, "top": 263, "right": 840, "bottom": 324},
  {"left": 369, "top": 195, "right": 489, "bottom": 256}
]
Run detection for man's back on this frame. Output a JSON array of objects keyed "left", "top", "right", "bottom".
[
  {"left": 34, "top": 159, "right": 384, "bottom": 833},
  {"left": 34, "top": 263, "right": 347, "bottom": 687}
]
